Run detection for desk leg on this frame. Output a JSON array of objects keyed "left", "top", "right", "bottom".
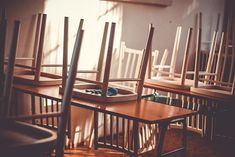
[
  {"left": 156, "top": 122, "right": 168, "bottom": 157},
  {"left": 31, "top": 94, "right": 36, "bottom": 125},
  {"left": 94, "top": 111, "right": 98, "bottom": 150},
  {"left": 133, "top": 120, "right": 139, "bottom": 157},
  {"left": 205, "top": 110, "right": 213, "bottom": 140},
  {"left": 182, "top": 118, "right": 187, "bottom": 157}
]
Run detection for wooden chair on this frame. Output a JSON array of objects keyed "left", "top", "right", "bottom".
[
  {"left": 64, "top": 23, "right": 154, "bottom": 102},
  {"left": 190, "top": 20, "right": 235, "bottom": 100},
  {"left": 148, "top": 13, "right": 220, "bottom": 90},
  {"left": 184, "top": 13, "right": 223, "bottom": 87},
  {"left": 147, "top": 26, "right": 196, "bottom": 90},
  {"left": 12, "top": 13, "right": 66, "bottom": 86},
  {"left": 0, "top": 19, "right": 84, "bottom": 157}
]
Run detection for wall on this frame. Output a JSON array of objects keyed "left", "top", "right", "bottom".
[
  {"left": 120, "top": 0, "right": 225, "bottom": 71},
  {"left": 0, "top": 0, "right": 45, "bottom": 59},
  {"left": 1, "top": 0, "right": 225, "bottom": 73}
]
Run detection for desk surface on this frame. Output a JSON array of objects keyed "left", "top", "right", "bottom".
[
  {"left": 144, "top": 80, "right": 234, "bottom": 102},
  {"left": 14, "top": 84, "right": 196, "bottom": 124}
]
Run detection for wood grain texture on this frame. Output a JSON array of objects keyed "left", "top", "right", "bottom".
[{"left": 14, "top": 84, "right": 196, "bottom": 124}]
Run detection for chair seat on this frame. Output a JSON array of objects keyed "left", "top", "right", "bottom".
[{"left": 0, "top": 120, "right": 57, "bottom": 156}]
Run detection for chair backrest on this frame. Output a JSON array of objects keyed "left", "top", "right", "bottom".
[
  {"left": 0, "top": 20, "right": 20, "bottom": 117},
  {"left": 116, "top": 41, "right": 144, "bottom": 89},
  {"left": 55, "top": 19, "right": 84, "bottom": 157}
]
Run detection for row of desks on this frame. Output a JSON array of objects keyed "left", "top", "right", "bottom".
[
  {"left": 13, "top": 84, "right": 197, "bottom": 157},
  {"left": 144, "top": 80, "right": 235, "bottom": 141},
  {"left": 144, "top": 80, "right": 234, "bottom": 102},
  {"left": 14, "top": 84, "right": 196, "bottom": 124}
]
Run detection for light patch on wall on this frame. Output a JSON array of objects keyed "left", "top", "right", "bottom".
[
  {"left": 41, "top": 1, "right": 124, "bottom": 145},
  {"left": 185, "top": 0, "right": 199, "bottom": 17},
  {"left": 42, "top": 0, "right": 123, "bottom": 74}
]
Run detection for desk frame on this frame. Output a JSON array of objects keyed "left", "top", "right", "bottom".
[
  {"left": 93, "top": 112, "right": 188, "bottom": 157},
  {"left": 144, "top": 81, "right": 235, "bottom": 141}
]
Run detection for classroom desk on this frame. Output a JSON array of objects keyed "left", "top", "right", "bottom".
[
  {"left": 144, "top": 80, "right": 235, "bottom": 141},
  {"left": 144, "top": 80, "right": 234, "bottom": 101},
  {"left": 13, "top": 84, "right": 197, "bottom": 157}
]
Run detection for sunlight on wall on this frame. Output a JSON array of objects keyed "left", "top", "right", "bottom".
[
  {"left": 42, "top": 0, "right": 123, "bottom": 145},
  {"left": 42, "top": 0, "right": 123, "bottom": 73}
]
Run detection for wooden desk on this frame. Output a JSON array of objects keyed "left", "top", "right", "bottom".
[
  {"left": 13, "top": 84, "right": 197, "bottom": 157},
  {"left": 144, "top": 80, "right": 235, "bottom": 141},
  {"left": 144, "top": 80, "right": 234, "bottom": 102}
]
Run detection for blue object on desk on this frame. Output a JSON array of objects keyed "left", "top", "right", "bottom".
[{"left": 85, "top": 87, "right": 118, "bottom": 96}]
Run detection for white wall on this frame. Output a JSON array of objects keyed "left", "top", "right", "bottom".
[
  {"left": 120, "top": 0, "right": 225, "bottom": 71},
  {"left": 1, "top": 0, "right": 225, "bottom": 73}
]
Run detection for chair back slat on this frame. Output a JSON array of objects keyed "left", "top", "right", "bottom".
[
  {"left": 150, "top": 50, "right": 159, "bottom": 77},
  {"left": 156, "top": 49, "right": 169, "bottom": 77},
  {"left": 117, "top": 42, "right": 143, "bottom": 88}
]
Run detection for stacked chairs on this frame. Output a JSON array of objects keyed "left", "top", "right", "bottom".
[
  {"left": 61, "top": 22, "right": 154, "bottom": 103},
  {"left": 191, "top": 15, "right": 235, "bottom": 100}
]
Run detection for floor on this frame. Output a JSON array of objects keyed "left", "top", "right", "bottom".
[{"left": 61, "top": 129, "right": 235, "bottom": 157}]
